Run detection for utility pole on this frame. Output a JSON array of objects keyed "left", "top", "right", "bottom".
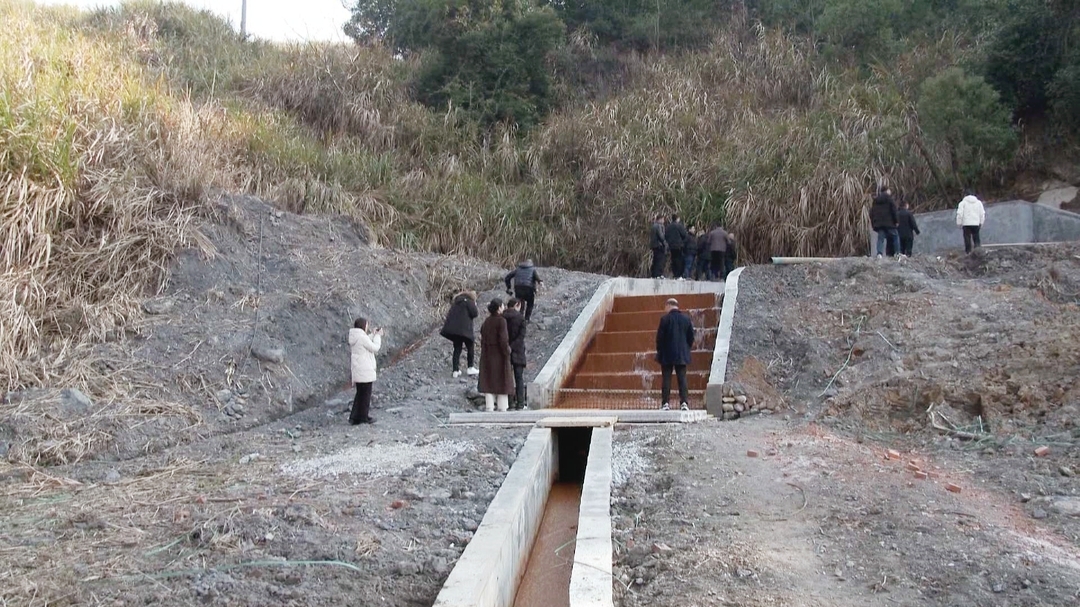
[{"left": 240, "top": 0, "right": 248, "bottom": 40}]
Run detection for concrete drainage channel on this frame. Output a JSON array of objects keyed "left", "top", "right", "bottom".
[
  {"left": 432, "top": 420, "right": 613, "bottom": 607},
  {"left": 434, "top": 273, "right": 747, "bottom": 606}
]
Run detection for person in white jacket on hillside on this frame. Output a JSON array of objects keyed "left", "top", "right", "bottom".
[
  {"left": 956, "top": 191, "right": 986, "bottom": 254},
  {"left": 349, "top": 317, "right": 382, "bottom": 425}
]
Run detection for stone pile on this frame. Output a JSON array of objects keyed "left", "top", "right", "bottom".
[{"left": 718, "top": 382, "right": 778, "bottom": 420}]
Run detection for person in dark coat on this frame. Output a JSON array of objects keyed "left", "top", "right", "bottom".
[
  {"left": 695, "top": 228, "right": 710, "bottom": 280},
  {"left": 504, "top": 260, "right": 542, "bottom": 322},
  {"left": 440, "top": 290, "right": 479, "bottom": 378},
  {"left": 896, "top": 200, "right": 920, "bottom": 256},
  {"left": 683, "top": 226, "right": 698, "bottom": 279},
  {"left": 655, "top": 298, "right": 695, "bottom": 411},
  {"left": 870, "top": 186, "right": 900, "bottom": 258},
  {"left": 478, "top": 298, "right": 514, "bottom": 412},
  {"left": 503, "top": 298, "right": 528, "bottom": 410},
  {"left": 648, "top": 215, "right": 667, "bottom": 278},
  {"left": 724, "top": 231, "right": 737, "bottom": 278},
  {"left": 664, "top": 214, "right": 691, "bottom": 280}
]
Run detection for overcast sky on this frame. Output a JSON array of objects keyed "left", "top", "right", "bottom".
[{"left": 35, "top": 0, "right": 354, "bottom": 42}]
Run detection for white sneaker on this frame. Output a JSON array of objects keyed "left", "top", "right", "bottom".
[
  {"left": 466, "top": 367, "right": 479, "bottom": 376},
  {"left": 680, "top": 402, "right": 690, "bottom": 411},
  {"left": 660, "top": 403, "right": 671, "bottom": 411},
  {"left": 876, "top": 254, "right": 883, "bottom": 260},
  {"left": 452, "top": 371, "right": 461, "bottom": 378}
]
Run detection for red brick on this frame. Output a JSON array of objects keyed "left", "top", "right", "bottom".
[
  {"left": 926, "top": 471, "right": 941, "bottom": 480},
  {"left": 1034, "top": 446, "right": 1051, "bottom": 457},
  {"left": 886, "top": 450, "right": 901, "bottom": 460},
  {"left": 906, "top": 462, "right": 921, "bottom": 472},
  {"left": 914, "top": 471, "right": 928, "bottom": 480},
  {"left": 746, "top": 450, "right": 760, "bottom": 458},
  {"left": 945, "top": 483, "right": 962, "bottom": 494}
]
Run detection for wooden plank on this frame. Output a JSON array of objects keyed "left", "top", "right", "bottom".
[{"left": 535, "top": 417, "right": 617, "bottom": 428}]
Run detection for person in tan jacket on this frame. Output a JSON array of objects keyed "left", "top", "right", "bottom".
[{"left": 349, "top": 317, "right": 382, "bottom": 425}]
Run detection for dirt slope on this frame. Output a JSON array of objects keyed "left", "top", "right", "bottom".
[{"left": 615, "top": 245, "right": 1080, "bottom": 606}]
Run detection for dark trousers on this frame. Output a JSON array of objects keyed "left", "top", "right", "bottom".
[
  {"left": 661, "top": 364, "right": 689, "bottom": 406},
  {"left": 684, "top": 252, "right": 696, "bottom": 279},
  {"left": 450, "top": 337, "right": 475, "bottom": 372},
  {"left": 514, "top": 285, "right": 536, "bottom": 321},
  {"left": 512, "top": 364, "right": 526, "bottom": 408},
  {"left": 876, "top": 228, "right": 900, "bottom": 257},
  {"left": 899, "top": 236, "right": 914, "bottom": 257},
  {"left": 350, "top": 382, "right": 373, "bottom": 424},
  {"left": 710, "top": 251, "right": 725, "bottom": 280},
  {"left": 724, "top": 250, "right": 735, "bottom": 278},
  {"left": 650, "top": 247, "right": 667, "bottom": 278},
  {"left": 696, "top": 253, "right": 710, "bottom": 280},
  {"left": 669, "top": 248, "right": 685, "bottom": 279},
  {"left": 962, "top": 226, "right": 981, "bottom": 253}
]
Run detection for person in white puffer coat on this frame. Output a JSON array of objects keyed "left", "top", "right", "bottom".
[
  {"left": 956, "top": 191, "right": 986, "bottom": 254},
  {"left": 349, "top": 317, "right": 382, "bottom": 425}
]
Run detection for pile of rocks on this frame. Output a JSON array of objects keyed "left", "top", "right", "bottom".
[{"left": 717, "top": 382, "right": 778, "bottom": 420}]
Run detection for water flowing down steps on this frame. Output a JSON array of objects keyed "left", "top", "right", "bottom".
[{"left": 554, "top": 292, "right": 721, "bottom": 410}]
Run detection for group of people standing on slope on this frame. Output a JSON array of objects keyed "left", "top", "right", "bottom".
[
  {"left": 650, "top": 214, "right": 738, "bottom": 281},
  {"left": 347, "top": 260, "right": 541, "bottom": 423},
  {"left": 870, "top": 185, "right": 987, "bottom": 258}
]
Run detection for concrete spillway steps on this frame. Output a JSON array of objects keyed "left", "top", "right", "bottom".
[{"left": 553, "top": 292, "right": 721, "bottom": 410}]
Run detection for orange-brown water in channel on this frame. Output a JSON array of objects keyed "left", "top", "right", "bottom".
[{"left": 511, "top": 483, "right": 582, "bottom": 607}]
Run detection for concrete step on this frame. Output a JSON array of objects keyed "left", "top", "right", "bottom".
[
  {"left": 610, "top": 293, "right": 720, "bottom": 314},
  {"left": 553, "top": 389, "right": 707, "bottom": 410},
  {"left": 592, "top": 329, "right": 716, "bottom": 353},
  {"left": 449, "top": 409, "right": 709, "bottom": 423},
  {"left": 603, "top": 307, "right": 719, "bottom": 332},
  {"left": 566, "top": 371, "right": 710, "bottom": 391},
  {"left": 575, "top": 350, "right": 714, "bottom": 373}
]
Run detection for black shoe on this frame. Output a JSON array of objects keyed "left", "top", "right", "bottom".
[{"left": 361, "top": 417, "right": 376, "bottom": 424}]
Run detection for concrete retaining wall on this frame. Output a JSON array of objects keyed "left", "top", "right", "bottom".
[
  {"left": 705, "top": 267, "right": 742, "bottom": 416},
  {"left": 529, "top": 278, "right": 723, "bottom": 410},
  {"left": 867, "top": 200, "right": 1080, "bottom": 255},
  {"left": 432, "top": 428, "right": 557, "bottom": 607},
  {"left": 569, "top": 427, "right": 613, "bottom": 607}
]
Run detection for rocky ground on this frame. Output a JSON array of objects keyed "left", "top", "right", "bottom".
[
  {"left": 5, "top": 203, "right": 1080, "bottom": 607},
  {"left": 0, "top": 196, "right": 606, "bottom": 606},
  {"left": 613, "top": 244, "right": 1080, "bottom": 606}
]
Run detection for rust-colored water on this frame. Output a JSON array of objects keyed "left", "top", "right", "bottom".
[
  {"left": 512, "top": 483, "right": 582, "bottom": 607},
  {"left": 554, "top": 293, "right": 723, "bottom": 410}
]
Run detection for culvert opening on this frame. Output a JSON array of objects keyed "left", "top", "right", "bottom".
[{"left": 512, "top": 427, "right": 592, "bottom": 607}]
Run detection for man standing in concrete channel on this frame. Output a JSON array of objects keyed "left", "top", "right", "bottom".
[
  {"left": 870, "top": 185, "right": 900, "bottom": 259},
  {"left": 706, "top": 224, "right": 729, "bottom": 280},
  {"left": 503, "top": 298, "right": 528, "bottom": 410},
  {"left": 665, "top": 213, "right": 691, "bottom": 280},
  {"left": 649, "top": 215, "right": 667, "bottom": 278},
  {"left": 956, "top": 190, "right": 986, "bottom": 253},
  {"left": 655, "top": 298, "right": 695, "bottom": 411},
  {"left": 896, "top": 200, "right": 920, "bottom": 256},
  {"left": 504, "top": 259, "right": 542, "bottom": 322}
]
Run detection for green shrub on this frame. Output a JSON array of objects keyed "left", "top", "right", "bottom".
[{"left": 917, "top": 67, "right": 1017, "bottom": 185}]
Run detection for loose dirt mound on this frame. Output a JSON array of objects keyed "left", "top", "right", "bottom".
[{"left": 0, "top": 194, "right": 502, "bottom": 467}]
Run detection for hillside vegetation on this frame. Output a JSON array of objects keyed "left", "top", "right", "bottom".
[{"left": 2, "top": 0, "right": 1077, "bottom": 389}]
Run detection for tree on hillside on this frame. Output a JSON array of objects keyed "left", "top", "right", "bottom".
[
  {"left": 345, "top": 1, "right": 565, "bottom": 128},
  {"left": 917, "top": 67, "right": 1016, "bottom": 186},
  {"left": 541, "top": 0, "right": 729, "bottom": 50}
]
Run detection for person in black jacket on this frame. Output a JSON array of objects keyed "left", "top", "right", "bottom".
[
  {"left": 503, "top": 298, "right": 528, "bottom": 410},
  {"left": 870, "top": 186, "right": 900, "bottom": 258},
  {"left": 655, "top": 298, "right": 695, "bottom": 411},
  {"left": 440, "top": 290, "right": 479, "bottom": 378},
  {"left": 694, "top": 229, "right": 710, "bottom": 280},
  {"left": 648, "top": 215, "right": 667, "bottom": 278},
  {"left": 665, "top": 214, "right": 691, "bottom": 280},
  {"left": 504, "top": 260, "right": 542, "bottom": 321},
  {"left": 896, "top": 200, "right": 920, "bottom": 256}
]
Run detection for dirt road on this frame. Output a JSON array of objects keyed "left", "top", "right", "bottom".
[{"left": 614, "top": 418, "right": 1080, "bottom": 606}]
